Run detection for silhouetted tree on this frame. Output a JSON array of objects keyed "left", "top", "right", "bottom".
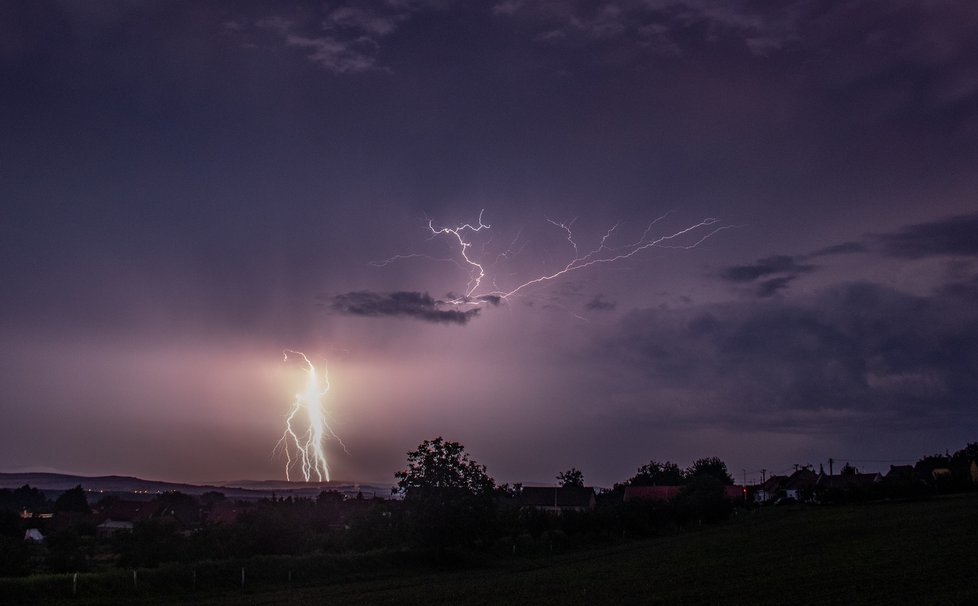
[
  {"left": 200, "top": 491, "right": 226, "bottom": 507},
  {"left": 953, "top": 442, "right": 978, "bottom": 462},
  {"left": 0, "top": 485, "right": 48, "bottom": 514},
  {"left": 54, "top": 485, "right": 89, "bottom": 513},
  {"left": 557, "top": 468, "right": 584, "bottom": 488},
  {"left": 841, "top": 462, "right": 859, "bottom": 475},
  {"left": 629, "top": 461, "right": 684, "bottom": 486},
  {"left": 395, "top": 437, "right": 496, "bottom": 551},
  {"left": 685, "top": 457, "right": 734, "bottom": 485},
  {"left": 496, "top": 483, "right": 523, "bottom": 498}
]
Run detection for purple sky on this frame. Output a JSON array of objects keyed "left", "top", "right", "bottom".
[{"left": 2, "top": 1, "right": 977, "bottom": 486}]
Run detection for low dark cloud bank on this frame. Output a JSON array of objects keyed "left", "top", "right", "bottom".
[
  {"left": 721, "top": 213, "right": 978, "bottom": 297},
  {"left": 719, "top": 255, "right": 815, "bottom": 298},
  {"left": 601, "top": 279, "right": 978, "bottom": 433},
  {"left": 328, "top": 291, "right": 480, "bottom": 325},
  {"left": 873, "top": 213, "right": 978, "bottom": 260},
  {"left": 586, "top": 294, "right": 617, "bottom": 311}
]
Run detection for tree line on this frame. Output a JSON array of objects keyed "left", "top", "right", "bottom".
[{"left": 1, "top": 437, "right": 975, "bottom": 577}]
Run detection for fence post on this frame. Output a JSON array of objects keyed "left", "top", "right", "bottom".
[
  {"left": 133, "top": 569, "right": 138, "bottom": 590},
  {"left": 72, "top": 572, "right": 77, "bottom": 596},
  {"left": 193, "top": 569, "right": 197, "bottom": 590},
  {"left": 241, "top": 567, "right": 245, "bottom": 589}
]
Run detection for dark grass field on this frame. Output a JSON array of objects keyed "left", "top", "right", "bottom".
[{"left": 6, "top": 493, "right": 978, "bottom": 605}]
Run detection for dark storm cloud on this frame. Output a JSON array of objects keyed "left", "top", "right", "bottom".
[
  {"left": 602, "top": 280, "right": 978, "bottom": 433},
  {"left": 328, "top": 291, "right": 479, "bottom": 325},
  {"left": 805, "top": 213, "right": 978, "bottom": 262},
  {"left": 873, "top": 213, "right": 978, "bottom": 260},
  {"left": 754, "top": 276, "right": 797, "bottom": 298},
  {"left": 719, "top": 254, "right": 816, "bottom": 298},
  {"left": 720, "top": 212, "right": 978, "bottom": 297},
  {"left": 720, "top": 255, "right": 815, "bottom": 283},
  {"left": 585, "top": 294, "right": 616, "bottom": 311}
]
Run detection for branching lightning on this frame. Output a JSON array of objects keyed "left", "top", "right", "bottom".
[
  {"left": 426, "top": 209, "right": 492, "bottom": 297},
  {"left": 379, "top": 209, "right": 737, "bottom": 306},
  {"left": 275, "top": 350, "right": 346, "bottom": 482}
]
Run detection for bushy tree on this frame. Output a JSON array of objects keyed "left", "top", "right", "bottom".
[
  {"left": 54, "top": 485, "right": 89, "bottom": 513},
  {"left": 0, "top": 485, "right": 48, "bottom": 514},
  {"left": 953, "top": 442, "right": 978, "bottom": 462},
  {"left": 557, "top": 468, "right": 584, "bottom": 488},
  {"left": 630, "top": 460, "right": 684, "bottom": 486},
  {"left": 686, "top": 457, "right": 734, "bottom": 485},
  {"left": 395, "top": 437, "right": 495, "bottom": 551}
]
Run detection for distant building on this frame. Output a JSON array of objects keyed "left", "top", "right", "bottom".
[
  {"left": 884, "top": 465, "right": 916, "bottom": 482},
  {"left": 517, "top": 486, "right": 596, "bottom": 513},
  {"left": 23, "top": 528, "right": 44, "bottom": 543},
  {"left": 782, "top": 469, "right": 819, "bottom": 501},
  {"left": 753, "top": 475, "right": 786, "bottom": 504}
]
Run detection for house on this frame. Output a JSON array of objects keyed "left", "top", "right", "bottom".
[
  {"left": 517, "top": 486, "right": 596, "bottom": 513},
  {"left": 781, "top": 468, "right": 818, "bottom": 501},
  {"left": 753, "top": 475, "right": 786, "bottom": 504},
  {"left": 724, "top": 485, "right": 748, "bottom": 503},
  {"left": 885, "top": 465, "right": 916, "bottom": 482}
]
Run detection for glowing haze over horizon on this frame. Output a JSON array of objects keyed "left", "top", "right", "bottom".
[{"left": 2, "top": 1, "right": 978, "bottom": 486}]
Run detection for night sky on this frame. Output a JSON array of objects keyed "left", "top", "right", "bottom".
[{"left": 2, "top": 1, "right": 977, "bottom": 486}]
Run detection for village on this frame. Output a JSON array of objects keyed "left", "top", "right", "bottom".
[{"left": 3, "top": 440, "right": 976, "bottom": 582}]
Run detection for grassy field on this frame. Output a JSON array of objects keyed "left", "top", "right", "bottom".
[{"left": 6, "top": 493, "right": 978, "bottom": 605}]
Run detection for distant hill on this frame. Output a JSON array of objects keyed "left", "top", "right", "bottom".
[{"left": 0, "top": 472, "right": 392, "bottom": 501}]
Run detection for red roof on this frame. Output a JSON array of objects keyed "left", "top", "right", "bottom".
[
  {"left": 724, "top": 486, "right": 747, "bottom": 501},
  {"left": 623, "top": 486, "right": 681, "bottom": 502}
]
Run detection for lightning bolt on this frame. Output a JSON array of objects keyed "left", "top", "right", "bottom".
[
  {"left": 426, "top": 208, "right": 492, "bottom": 297},
  {"left": 385, "top": 209, "right": 737, "bottom": 306},
  {"left": 275, "top": 350, "right": 346, "bottom": 482}
]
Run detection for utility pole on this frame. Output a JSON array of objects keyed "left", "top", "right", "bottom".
[
  {"left": 761, "top": 469, "right": 766, "bottom": 483},
  {"left": 829, "top": 458, "right": 834, "bottom": 476}
]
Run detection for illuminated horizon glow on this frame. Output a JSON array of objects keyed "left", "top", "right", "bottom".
[
  {"left": 275, "top": 350, "right": 346, "bottom": 482},
  {"left": 394, "top": 210, "right": 739, "bottom": 306}
]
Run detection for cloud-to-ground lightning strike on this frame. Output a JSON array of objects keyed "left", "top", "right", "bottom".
[
  {"left": 380, "top": 210, "right": 737, "bottom": 307},
  {"left": 275, "top": 350, "right": 346, "bottom": 482}
]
